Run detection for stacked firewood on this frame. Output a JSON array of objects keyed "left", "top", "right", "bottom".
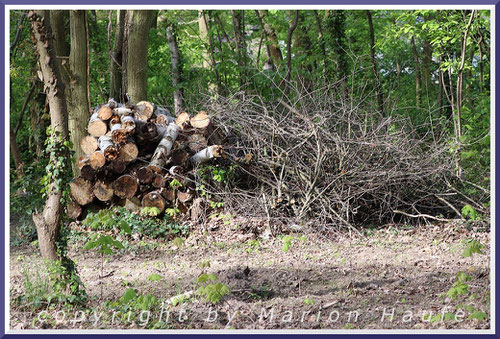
[{"left": 67, "top": 99, "right": 225, "bottom": 220}]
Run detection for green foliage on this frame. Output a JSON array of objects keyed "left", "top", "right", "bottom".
[
  {"left": 196, "top": 273, "right": 231, "bottom": 304},
  {"left": 15, "top": 265, "right": 52, "bottom": 310},
  {"left": 462, "top": 239, "right": 484, "bottom": 257},
  {"left": 14, "top": 259, "right": 87, "bottom": 310},
  {"left": 147, "top": 273, "right": 163, "bottom": 282},
  {"left": 80, "top": 207, "right": 189, "bottom": 242},
  {"left": 83, "top": 234, "right": 124, "bottom": 255},
  {"left": 281, "top": 235, "right": 294, "bottom": 252},
  {"left": 461, "top": 205, "right": 481, "bottom": 221},
  {"left": 115, "top": 288, "right": 159, "bottom": 311},
  {"left": 303, "top": 297, "right": 315, "bottom": 305},
  {"left": 140, "top": 206, "right": 162, "bottom": 217},
  {"left": 40, "top": 127, "right": 74, "bottom": 202},
  {"left": 468, "top": 311, "right": 488, "bottom": 321},
  {"left": 169, "top": 178, "right": 182, "bottom": 189}
]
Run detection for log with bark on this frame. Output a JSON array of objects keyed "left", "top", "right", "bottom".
[{"left": 149, "top": 123, "right": 179, "bottom": 172}]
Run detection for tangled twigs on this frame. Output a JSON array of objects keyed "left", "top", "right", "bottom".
[{"left": 201, "top": 82, "right": 483, "bottom": 230}]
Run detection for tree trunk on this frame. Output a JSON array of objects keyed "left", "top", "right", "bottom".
[
  {"left": 10, "top": 130, "right": 24, "bottom": 175},
  {"left": 166, "top": 25, "right": 185, "bottom": 114},
  {"left": 49, "top": 10, "right": 70, "bottom": 86},
  {"left": 110, "top": 10, "right": 126, "bottom": 101},
  {"left": 325, "top": 10, "right": 348, "bottom": 85},
  {"left": 285, "top": 10, "right": 299, "bottom": 94},
  {"left": 125, "top": 10, "right": 153, "bottom": 103},
  {"left": 454, "top": 10, "right": 476, "bottom": 178},
  {"left": 231, "top": 10, "right": 247, "bottom": 88},
  {"left": 29, "top": 10, "right": 69, "bottom": 261},
  {"left": 313, "top": 10, "right": 329, "bottom": 81},
  {"left": 198, "top": 10, "right": 221, "bottom": 93},
  {"left": 121, "top": 10, "right": 130, "bottom": 100},
  {"left": 68, "top": 10, "right": 91, "bottom": 176},
  {"left": 366, "top": 10, "right": 384, "bottom": 115},
  {"left": 410, "top": 35, "right": 422, "bottom": 108}
]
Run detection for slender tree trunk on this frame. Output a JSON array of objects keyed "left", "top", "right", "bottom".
[
  {"left": 126, "top": 10, "right": 153, "bottom": 103},
  {"left": 29, "top": 9, "right": 69, "bottom": 261},
  {"left": 366, "top": 10, "right": 384, "bottom": 115},
  {"left": 110, "top": 10, "right": 125, "bottom": 101},
  {"left": 285, "top": 10, "right": 299, "bottom": 94},
  {"left": 67, "top": 10, "right": 90, "bottom": 176},
  {"left": 293, "top": 12, "right": 314, "bottom": 93},
  {"left": 410, "top": 36, "right": 422, "bottom": 108},
  {"left": 10, "top": 130, "right": 24, "bottom": 176},
  {"left": 436, "top": 63, "right": 443, "bottom": 138},
  {"left": 10, "top": 81, "right": 36, "bottom": 176},
  {"left": 313, "top": 10, "right": 328, "bottom": 81},
  {"left": 121, "top": 11, "right": 130, "bottom": 101},
  {"left": 454, "top": 10, "right": 476, "bottom": 178},
  {"left": 231, "top": 10, "right": 247, "bottom": 88},
  {"left": 198, "top": 10, "right": 211, "bottom": 70},
  {"left": 198, "top": 10, "right": 221, "bottom": 94},
  {"left": 166, "top": 25, "right": 185, "bottom": 114},
  {"left": 29, "top": 82, "right": 45, "bottom": 157}
]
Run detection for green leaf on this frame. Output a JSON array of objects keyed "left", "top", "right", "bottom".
[
  {"left": 198, "top": 273, "right": 209, "bottom": 284},
  {"left": 120, "top": 288, "right": 137, "bottom": 304},
  {"left": 147, "top": 273, "right": 163, "bottom": 282},
  {"left": 468, "top": 311, "right": 488, "bottom": 321},
  {"left": 82, "top": 240, "right": 97, "bottom": 251}
]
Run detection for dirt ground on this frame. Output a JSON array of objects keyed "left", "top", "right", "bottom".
[{"left": 9, "top": 218, "right": 491, "bottom": 330}]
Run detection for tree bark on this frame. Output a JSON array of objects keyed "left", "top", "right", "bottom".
[
  {"left": 285, "top": 10, "right": 299, "bottom": 94},
  {"left": 166, "top": 25, "right": 185, "bottom": 115},
  {"left": 125, "top": 10, "right": 153, "bottom": 103},
  {"left": 231, "top": 10, "right": 247, "bottom": 88},
  {"left": 110, "top": 10, "right": 125, "bottom": 101},
  {"left": 29, "top": 10, "right": 69, "bottom": 261},
  {"left": 49, "top": 10, "right": 70, "bottom": 86},
  {"left": 68, "top": 10, "right": 91, "bottom": 176},
  {"left": 198, "top": 11, "right": 221, "bottom": 93},
  {"left": 366, "top": 10, "right": 384, "bottom": 115},
  {"left": 410, "top": 35, "right": 422, "bottom": 108},
  {"left": 10, "top": 130, "right": 24, "bottom": 175}
]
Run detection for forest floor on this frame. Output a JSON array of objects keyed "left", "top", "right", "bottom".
[{"left": 9, "top": 218, "right": 491, "bottom": 331}]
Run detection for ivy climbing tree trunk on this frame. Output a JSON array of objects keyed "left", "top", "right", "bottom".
[
  {"left": 29, "top": 10, "right": 69, "bottom": 261},
  {"left": 68, "top": 10, "right": 91, "bottom": 176},
  {"left": 125, "top": 10, "right": 153, "bottom": 103}
]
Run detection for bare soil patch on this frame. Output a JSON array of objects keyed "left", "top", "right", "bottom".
[{"left": 9, "top": 220, "right": 490, "bottom": 330}]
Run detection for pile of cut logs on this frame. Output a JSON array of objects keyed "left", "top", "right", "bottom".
[{"left": 67, "top": 99, "right": 225, "bottom": 220}]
